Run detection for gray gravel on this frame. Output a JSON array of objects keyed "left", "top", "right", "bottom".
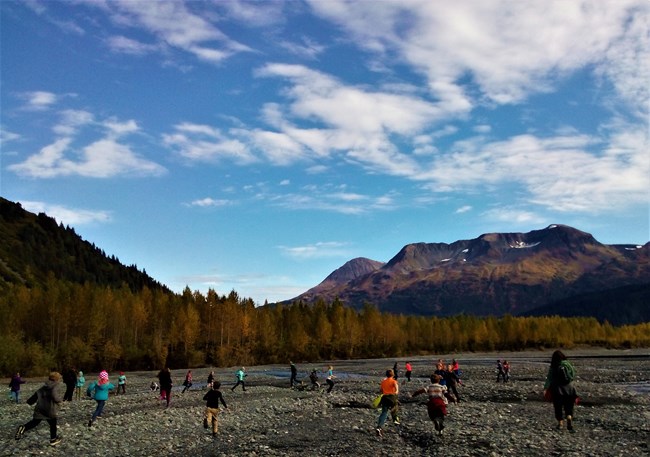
[{"left": 2, "top": 348, "right": 649, "bottom": 456}]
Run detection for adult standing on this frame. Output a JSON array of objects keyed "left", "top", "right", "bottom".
[
  {"left": 393, "top": 362, "right": 399, "bottom": 380},
  {"left": 87, "top": 370, "right": 115, "bottom": 427},
  {"left": 231, "top": 367, "right": 247, "bottom": 392},
  {"left": 157, "top": 368, "right": 173, "bottom": 407},
  {"left": 544, "top": 350, "right": 578, "bottom": 431},
  {"left": 15, "top": 372, "right": 63, "bottom": 446},
  {"left": 207, "top": 371, "right": 215, "bottom": 390},
  {"left": 375, "top": 369, "right": 400, "bottom": 437},
  {"left": 9, "top": 372, "right": 26, "bottom": 403},
  {"left": 62, "top": 367, "right": 77, "bottom": 401},
  {"left": 290, "top": 362, "right": 298, "bottom": 388}
]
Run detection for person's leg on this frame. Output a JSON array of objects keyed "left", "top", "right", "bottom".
[
  {"left": 552, "top": 396, "right": 564, "bottom": 427},
  {"left": 10, "top": 391, "right": 18, "bottom": 403},
  {"left": 211, "top": 408, "right": 220, "bottom": 435},
  {"left": 564, "top": 396, "right": 575, "bottom": 430},
  {"left": 377, "top": 404, "right": 390, "bottom": 428},
  {"left": 47, "top": 418, "right": 58, "bottom": 440},
  {"left": 23, "top": 418, "right": 42, "bottom": 432},
  {"left": 91, "top": 400, "right": 105, "bottom": 422}
]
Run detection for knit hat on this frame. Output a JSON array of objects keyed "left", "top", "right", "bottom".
[{"left": 98, "top": 370, "right": 109, "bottom": 385}]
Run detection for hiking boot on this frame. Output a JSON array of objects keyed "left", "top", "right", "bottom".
[
  {"left": 557, "top": 420, "right": 564, "bottom": 430},
  {"left": 567, "top": 416, "right": 574, "bottom": 432},
  {"left": 50, "top": 436, "right": 62, "bottom": 446},
  {"left": 376, "top": 428, "right": 383, "bottom": 437},
  {"left": 393, "top": 418, "right": 400, "bottom": 425},
  {"left": 15, "top": 425, "right": 25, "bottom": 440}
]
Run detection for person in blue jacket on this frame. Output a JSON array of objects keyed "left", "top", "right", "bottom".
[{"left": 86, "top": 370, "right": 115, "bottom": 427}]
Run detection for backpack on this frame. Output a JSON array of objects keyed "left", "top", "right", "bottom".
[{"left": 555, "top": 363, "right": 573, "bottom": 385}]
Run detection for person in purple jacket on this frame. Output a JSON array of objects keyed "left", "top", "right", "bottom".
[{"left": 9, "top": 372, "right": 26, "bottom": 403}]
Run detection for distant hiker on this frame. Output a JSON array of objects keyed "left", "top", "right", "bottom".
[
  {"left": 9, "top": 372, "right": 26, "bottom": 403},
  {"left": 326, "top": 366, "right": 335, "bottom": 393},
  {"left": 434, "top": 362, "right": 447, "bottom": 386},
  {"left": 157, "top": 368, "right": 173, "bottom": 407},
  {"left": 496, "top": 360, "right": 507, "bottom": 382},
  {"left": 375, "top": 369, "right": 400, "bottom": 437},
  {"left": 290, "top": 362, "right": 298, "bottom": 388},
  {"left": 207, "top": 371, "right": 215, "bottom": 390},
  {"left": 405, "top": 362, "right": 412, "bottom": 382},
  {"left": 231, "top": 367, "right": 247, "bottom": 392},
  {"left": 62, "top": 367, "right": 77, "bottom": 401},
  {"left": 309, "top": 369, "right": 320, "bottom": 390},
  {"left": 544, "top": 350, "right": 578, "bottom": 431},
  {"left": 412, "top": 374, "right": 448, "bottom": 435},
  {"left": 87, "top": 370, "right": 115, "bottom": 427},
  {"left": 15, "top": 371, "right": 63, "bottom": 446},
  {"left": 393, "top": 362, "right": 399, "bottom": 380},
  {"left": 502, "top": 360, "right": 511, "bottom": 383},
  {"left": 443, "top": 364, "right": 462, "bottom": 403},
  {"left": 182, "top": 370, "right": 193, "bottom": 393},
  {"left": 116, "top": 371, "right": 127, "bottom": 394},
  {"left": 203, "top": 381, "right": 228, "bottom": 437},
  {"left": 452, "top": 359, "right": 462, "bottom": 382},
  {"left": 75, "top": 370, "right": 86, "bottom": 400}
]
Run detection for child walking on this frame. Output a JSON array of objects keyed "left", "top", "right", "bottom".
[
  {"left": 15, "top": 372, "right": 63, "bottom": 446},
  {"left": 87, "top": 371, "right": 115, "bottom": 427},
  {"left": 203, "top": 381, "right": 228, "bottom": 437}
]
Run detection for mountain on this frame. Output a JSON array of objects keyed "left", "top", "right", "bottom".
[
  {"left": 287, "top": 225, "right": 650, "bottom": 322},
  {"left": 0, "top": 197, "right": 168, "bottom": 292}
]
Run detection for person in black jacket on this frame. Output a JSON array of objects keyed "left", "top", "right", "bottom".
[
  {"left": 157, "top": 368, "right": 173, "bottom": 407},
  {"left": 202, "top": 381, "right": 228, "bottom": 437},
  {"left": 15, "top": 372, "right": 64, "bottom": 446}
]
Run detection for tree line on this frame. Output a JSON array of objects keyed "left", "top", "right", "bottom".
[{"left": 1, "top": 279, "right": 648, "bottom": 376}]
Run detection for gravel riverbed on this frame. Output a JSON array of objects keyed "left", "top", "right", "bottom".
[{"left": 2, "top": 348, "right": 649, "bottom": 456}]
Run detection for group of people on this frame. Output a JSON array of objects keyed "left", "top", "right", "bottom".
[
  {"left": 11, "top": 350, "right": 579, "bottom": 446},
  {"left": 496, "top": 359, "right": 511, "bottom": 382},
  {"left": 287, "top": 363, "right": 337, "bottom": 393}
]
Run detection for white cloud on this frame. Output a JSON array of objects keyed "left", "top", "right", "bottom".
[
  {"left": 19, "top": 91, "right": 58, "bottom": 111},
  {"left": 8, "top": 137, "right": 166, "bottom": 179},
  {"left": 20, "top": 200, "right": 111, "bottom": 225},
  {"left": 106, "top": 35, "right": 160, "bottom": 55},
  {"left": 163, "top": 122, "right": 256, "bottom": 164},
  {"left": 53, "top": 110, "right": 94, "bottom": 136},
  {"left": 455, "top": 205, "right": 472, "bottom": 214},
  {"left": 482, "top": 207, "right": 545, "bottom": 225},
  {"left": 0, "top": 126, "right": 21, "bottom": 144},
  {"left": 188, "top": 197, "right": 232, "bottom": 208},
  {"left": 105, "top": 0, "right": 252, "bottom": 63},
  {"left": 278, "top": 241, "right": 351, "bottom": 259}
]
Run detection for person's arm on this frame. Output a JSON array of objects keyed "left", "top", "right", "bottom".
[
  {"left": 411, "top": 387, "right": 426, "bottom": 397},
  {"left": 220, "top": 392, "right": 228, "bottom": 409}
]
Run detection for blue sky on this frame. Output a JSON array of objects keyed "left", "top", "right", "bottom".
[{"left": 1, "top": 0, "right": 648, "bottom": 305}]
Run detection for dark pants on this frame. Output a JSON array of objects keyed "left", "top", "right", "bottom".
[
  {"left": 553, "top": 394, "right": 575, "bottom": 421},
  {"left": 290, "top": 373, "right": 297, "bottom": 387},
  {"left": 326, "top": 379, "right": 334, "bottom": 393},
  {"left": 91, "top": 400, "right": 106, "bottom": 421},
  {"left": 405, "top": 370, "right": 412, "bottom": 382},
  {"left": 24, "top": 418, "right": 57, "bottom": 439},
  {"left": 63, "top": 383, "right": 75, "bottom": 401},
  {"left": 232, "top": 380, "right": 246, "bottom": 391}
]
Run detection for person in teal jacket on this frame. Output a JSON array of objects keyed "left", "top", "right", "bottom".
[
  {"left": 75, "top": 371, "right": 85, "bottom": 401},
  {"left": 86, "top": 371, "right": 115, "bottom": 427}
]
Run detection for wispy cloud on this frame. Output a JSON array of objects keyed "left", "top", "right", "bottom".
[
  {"left": 20, "top": 201, "right": 111, "bottom": 225},
  {"left": 278, "top": 241, "right": 352, "bottom": 259},
  {"left": 8, "top": 110, "right": 166, "bottom": 178},
  {"left": 187, "top": 197, "right": 233, "bottom": 208},
  {"left": 18, "top": 91, "right": 58, "bottom": 111}
]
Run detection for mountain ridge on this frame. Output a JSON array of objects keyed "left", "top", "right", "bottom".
[{"left": 286, "top": 224, "right": 649, "bottom": 323}]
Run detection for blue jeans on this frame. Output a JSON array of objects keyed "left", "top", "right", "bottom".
[
  {"left": 10, "top": 391, "right": 20, "bottom": 403},
  {"left": 92, "top": 400, "right": 106, "bottom": 421},
  {"left": 377, "top": 395, "right": 399, "bottom": 428}
]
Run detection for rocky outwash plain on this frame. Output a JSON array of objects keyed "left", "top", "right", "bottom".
[{"left": 2, "top": 348, "right": 648, "bottom": 456}]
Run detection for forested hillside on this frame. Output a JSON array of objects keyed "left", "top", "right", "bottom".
[{"left": 0, "top": 198, "right": 168, "bottom": 292}]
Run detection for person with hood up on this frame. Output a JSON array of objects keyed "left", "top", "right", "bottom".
[
  {"left": 87, "top": 370, "right": 115, "bottom": 427},
  {"left": 9, "top": 372, "right": 26, "bottom": 403},
  {"left": 15, "top": 372, "right": 63, "bottom": 446}
]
